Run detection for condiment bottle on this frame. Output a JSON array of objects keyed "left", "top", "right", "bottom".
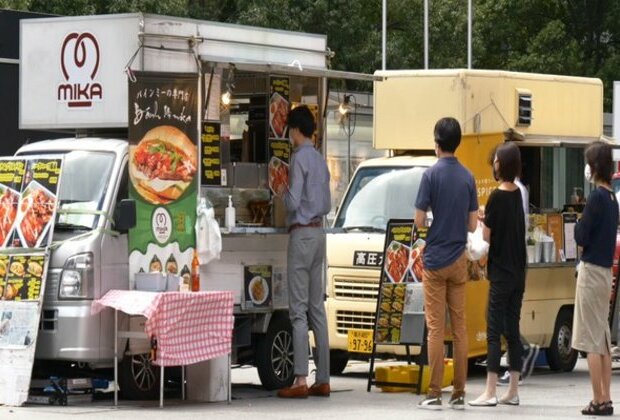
[
  {"left": 191, "top": 250, "right": 200, "bottom": 292},
  {"left": 225, "top": 195, "right": 236, "bottom": 230}
]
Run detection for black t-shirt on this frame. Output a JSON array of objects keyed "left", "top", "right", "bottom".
[{"left": 484, "top": 188, "right": 527, "bottom": 284}]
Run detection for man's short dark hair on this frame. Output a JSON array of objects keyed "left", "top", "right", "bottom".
[
  {"left": 494, "top": 142, "right": 522, "bottom": 182},
  {"left": 434, "top": 117, "right": 462, "bottom": 153},
  {"left": 585, "top": 141, "right": 613, "bottom": 184},
  {"left": 287, "top": 106, "right": 316, "bottom": 138}
]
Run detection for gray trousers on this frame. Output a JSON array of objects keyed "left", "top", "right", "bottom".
[{"left": 287, "top": 227, "right": 330, "bottom": 383}]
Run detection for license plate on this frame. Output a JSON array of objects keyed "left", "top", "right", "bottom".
[{"left": 347, "top": 329, "right": 373, "bottom": 354}]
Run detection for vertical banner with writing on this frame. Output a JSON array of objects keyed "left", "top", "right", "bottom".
[
  {"left": 201, "top": 122, "right": 222, "bottom": 186},
  {"left": 0, "top": 156, "right": 62, "bottom": 406},
  {"left": 268, "top": 77, "right": 291, "bottom": 195},
  {"left": 128, "top": 72, "right": 199, "bottom": 283}
]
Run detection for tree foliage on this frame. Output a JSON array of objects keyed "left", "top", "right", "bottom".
[{"left": 2, "top": 0, "right": 620, "bottom": 108}]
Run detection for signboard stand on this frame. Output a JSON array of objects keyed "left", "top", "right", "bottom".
[
  {"left": 366, "top": 219, "right": 428, "bottom": 394},
  {"left": 0, "top": 157, "right": 63, "bottom": 406}
]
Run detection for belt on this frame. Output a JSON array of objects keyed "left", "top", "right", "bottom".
[{"left": 288, "top": 220, "right": 322, "bottom": 233}]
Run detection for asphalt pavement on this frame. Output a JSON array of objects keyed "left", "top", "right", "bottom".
[{"left": 0, "top": 357, "right": 617, "bottom": 419}]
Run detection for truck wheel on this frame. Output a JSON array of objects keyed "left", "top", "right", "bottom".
[
  {"left": 255, "top": 316, "right": 295, "bottom": 390},
  {"left": 119, "top": 353, "right": 160, "bottom": 400},
  {"left": 330, "top": 350, "right": 350, "bottom": 375},
  {"left": 546, "top": 309, "right": 578, "bottom": 372}
]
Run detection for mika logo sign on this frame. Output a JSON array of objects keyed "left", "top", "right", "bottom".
[{"left": 57, "top": 32, "right": 103, "bottom": 108}]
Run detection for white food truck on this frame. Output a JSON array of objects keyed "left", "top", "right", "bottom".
[{"left": 18, "top": 13, "right": 371, "bottom": 398}]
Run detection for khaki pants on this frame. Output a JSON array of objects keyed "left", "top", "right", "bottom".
[{"left": 423, "top": 253, "right": 468, "bottom": 397}]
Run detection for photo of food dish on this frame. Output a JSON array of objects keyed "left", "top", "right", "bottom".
[
  {"left": 9, "top": 261, "right": 24, "bottom": 277},
  {"left": 393, "top": 284, "right": 406, "bottom": 299},
  {"left": 375, "top": 328, "right": 389, "bottom": 343},
  {"left": 0, "top": 259, "right": 7, "bottom": 278},
  {"left": 16, "top": 182, "right": 56, "bottom": 248},
  {"left": 149, "top": 255, "right": 162, "bottom": 273},
  {"left": 268, "top": 157, "right": 289, "bottom": 195},
  {"left": 249, "top": 276, "right": 269, "bottom": 305},
  {"left": 166, "top": 254, "right": 178, "bottom": 274},
  {"left": 390, "top": 314, "right": 402, "bottom": 328},
  {"left": 3, "top": 283, "right": 20, "bottom": 300},
  {"left": 382, "top": 284, "right": 394, "bottom": 299},
  {"left": 27, "top": 260, "right": 43, "bottom": 277},
  {"left": 0, "top": 187, "right": 19, "bottom": 247},
  {"left": 130, "top": 125, "right": 197, "bottom": 205},
  {"left": 269, "top": 92, "right": 289, "bottom": 138},
  {"left": 409, "top": 243, "right": 425, "bottom": 282},
  {"left": 378, "top": 315, "right": 389, "bottom": 328},
  {"left": 385, "top": 241, "right": 410, "bottom": 283}
]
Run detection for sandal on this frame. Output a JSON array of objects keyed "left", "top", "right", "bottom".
[
  {"left": 582, "top": 401, "right": 612, "bottom": 416},
  {"left": 603, "top": 401, "right": 614, "bottom": 416}
]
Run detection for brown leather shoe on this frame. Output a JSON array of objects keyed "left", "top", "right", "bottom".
[
  {"left": 277, "top": 385, "right": 309, "bottom": 399},
  {"left": 308, "top": 383, "right": 330, "bottom": 397}
]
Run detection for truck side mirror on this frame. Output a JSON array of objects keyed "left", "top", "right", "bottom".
[{"left": 114, "top": 199, "right": 136, "bottom": 233}]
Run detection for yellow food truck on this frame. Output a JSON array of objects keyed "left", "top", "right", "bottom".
[{"left": 326, "top": 69, "right": 615, "bottom": 374}]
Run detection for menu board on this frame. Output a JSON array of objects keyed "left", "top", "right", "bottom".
[
  {"left": 0, "top": 156, "right": 62, "bottom": 406},
  {"left": 563, "top": 213, "right": 578, "bottom": 260},
  {"left": 268, "top": 77, "right": 291, "bottom": 196},
  {"left": 269, "top": 77, "right": 289, "bottom": 139},
  {"left": 374, "top": 220, "right": 427, "bottom": 345},
  {"left": 201, "top": 122, "right": 222, "bottom": 186},
  {"left": 243, "top": 265, "right": 272, "bottom": 310}
]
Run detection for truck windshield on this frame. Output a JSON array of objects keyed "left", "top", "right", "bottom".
[
  {"left": 55, "top": 151, "right": 116, "bottom": 230},
  {"left": 334, "top": 166, "right": 427, "bottom": 231}
]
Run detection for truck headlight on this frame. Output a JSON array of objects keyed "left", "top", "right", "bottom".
[{"left": 59, "top": 253, "right": 94, "bottom": 299}]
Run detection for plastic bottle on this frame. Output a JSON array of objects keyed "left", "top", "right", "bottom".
[
  {"left": 225, "top": 195, "right": 236, "bottom": 230},
  {"left": 191, "top": 250, "right": 200, "bottom": 292}
]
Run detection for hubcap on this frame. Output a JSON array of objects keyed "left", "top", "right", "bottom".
[
  {"left": 271, "top": 330, "right": 294, "bottom": 382},
  {"left": 557, "top": 324, "right": 573, "bottom": 362},
  {"left": 131, "top": 354, "right": 157, "bottom": 391}
]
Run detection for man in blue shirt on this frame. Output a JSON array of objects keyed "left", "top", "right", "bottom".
[
  {"left": 276, "top": 106, "right": 331, "bottom": 399},
  {"left": 415, "top": 117, "right": 478, "bottom": 410}
]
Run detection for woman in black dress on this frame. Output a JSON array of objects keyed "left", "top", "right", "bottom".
[{"left": 469, "top": 142, "right": 526, "bottom": 407}]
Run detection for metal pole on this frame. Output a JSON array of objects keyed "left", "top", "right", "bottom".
[
  {"left": 160, "top": 365, "right": 164, "bottom": 408},
  {"left": 114, "top": 310, "right": 118, "bottom": 407},
  {"left": 347, "top": 112, "right": 351, "bottom": 182},
  {"left": 467, "top": 0, "right": 473, "bottom": 69},
  {"left": 382, "top": 0, "right": 387, "bottom": 70},
  {"left": 424, "top": 0, "right": 429, "bottom": 69}
]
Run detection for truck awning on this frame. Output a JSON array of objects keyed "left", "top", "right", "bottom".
[
  {"left": 203, "top": 60, "right": 376, "bottom": 82},
  {"left": 507, "top": 130, "right": 619, "bottom": 148}
]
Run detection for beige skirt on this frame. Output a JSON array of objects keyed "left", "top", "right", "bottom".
[{"left": 572, "top": 262, "right": 612, "bottom": 355}]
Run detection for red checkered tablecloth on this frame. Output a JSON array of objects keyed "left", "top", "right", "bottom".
[{"left": 92, "top": 290, "right": 234, "bottom": 367}]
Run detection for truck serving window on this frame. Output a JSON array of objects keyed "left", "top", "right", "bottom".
[
  {"left": 55, "top": 151, "right": 116, "bottom": 230},
  {"left": 334, "top": 166, "right": 426, "bottom": 231}
]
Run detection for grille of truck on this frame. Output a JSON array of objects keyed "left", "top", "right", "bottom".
[
  {"left": 43, "top": 269, "right": 61, "bottom": 302},
  {"left": 333, "top": 277, "right": 379, "bottom": 301},
  {"left": 39, "top": 310, "right": 58, "bottom": 331},
  {"left": 336, "top": 310, "right": 376, "bottom": 335}
]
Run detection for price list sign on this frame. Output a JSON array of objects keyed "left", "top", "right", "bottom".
[
  {"left": 2, "top": 254, "right": 45, "bottom": 301},
  {"left": 201, "top": 122, "right": 222, "bottom": 186}
]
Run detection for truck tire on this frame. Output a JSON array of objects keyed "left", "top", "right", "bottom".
[
  {"left": 329, "top": 350, "right": 350, "bottom": 375},
  {"left": 255, "top": 316, "right": 295, "bottom": 390},
  {"left": 546, "top": 309, "right": 578, "bottom": 372},
  {"left": 119, "top": 353, "right": 160, "bottom": 400}
]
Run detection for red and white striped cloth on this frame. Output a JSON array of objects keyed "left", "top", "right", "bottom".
[{"left": 92, "top": 290, "right": 234, "bottom": 367}]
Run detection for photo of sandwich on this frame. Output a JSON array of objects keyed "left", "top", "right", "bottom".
[
  {"left": 27, "top": 260, "right": 43, "bottom": 277},
  {"left": 130, "top": 125, "right": 197, "bottom": 205},
  {"left": 9, "top": 261, "right": 24, "bottom": 277}
]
